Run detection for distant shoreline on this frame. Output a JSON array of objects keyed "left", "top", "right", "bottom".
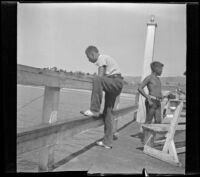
[{"left": 17, "top": 80, "right": 186, "bottom": 95}]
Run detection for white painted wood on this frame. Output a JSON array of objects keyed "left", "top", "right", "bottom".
[
  {"left": 163, "top": 102, "right": 183, "bottom": 152},
  {"left": 176, "top": 147, "right": 186, "bottom": 154},
  {"left": 137, "top": 17, "right": 157, "bottom": 123},
  {"left": 168, "top": 140, "right": 179, "bottom": 163},
  {"left": 144, "top": 145, "right": 182, "bottom": 166},
  {"left": 142, "top": 101, "right": 185, "bottom": 166}
]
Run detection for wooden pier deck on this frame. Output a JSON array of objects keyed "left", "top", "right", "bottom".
[
  {"left": 54, "top": 122, "right": 185, "bottom": 175},
  {"left": 17, "top": 113, "right": 185, "bottom": 174}
]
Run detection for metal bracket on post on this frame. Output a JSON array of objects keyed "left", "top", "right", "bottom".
[{"left": 38, "top": 86, "right": 60, "bottom": 172}]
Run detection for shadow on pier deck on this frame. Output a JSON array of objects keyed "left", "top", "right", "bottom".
[
  {"left": 53, "top": 121, "right": 185, "bottom": 175},
  {"left": 18, "top": 118, "right": 185, "bottom": 174}
]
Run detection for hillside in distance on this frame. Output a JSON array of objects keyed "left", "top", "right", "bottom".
[{"left": 124, "top": 76, "right": 186, "bottom": 85}]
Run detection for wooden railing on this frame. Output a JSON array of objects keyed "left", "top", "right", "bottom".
[{"left": 17, "top": 64, "right": 139, "bottom": 172}]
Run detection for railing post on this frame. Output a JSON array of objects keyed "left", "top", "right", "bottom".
[
  {"left": 42, "top": 87, "right": 60, "bottom": 124},
  {"left": 38, "top": 86, "right": 60, "bottom": 172},
  {"left": 133, "top": 92, "right": 140, "bottom": 121}
]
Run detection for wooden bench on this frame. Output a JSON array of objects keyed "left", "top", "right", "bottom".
[
  {"left": 141, "top": 101, "right": 185, "bottom": 166},
  {"left": 162, "top": 100, "right": 186, "bottom": 124}
]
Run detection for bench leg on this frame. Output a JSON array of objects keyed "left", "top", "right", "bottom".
[{"left": 143, "top": 130, "right": 155, "bottom": 147}]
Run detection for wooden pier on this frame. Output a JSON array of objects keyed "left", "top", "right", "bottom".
[{"left": 17, "top": 64, "right": 185, "bottom": 174}]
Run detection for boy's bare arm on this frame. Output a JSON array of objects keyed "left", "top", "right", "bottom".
[
  {"left": 138, "top": 76, "right": 153, "bottom": 105},
  {"left": 98, "top": 66, "right": 106, "bottom": 77},
  {"left": 138, "top": 76, "right": 150, "bottom": 99}
]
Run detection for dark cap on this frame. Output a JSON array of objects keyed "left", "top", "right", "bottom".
[{"left": 150, "top": 61, "right": 164, "bottom": 71}]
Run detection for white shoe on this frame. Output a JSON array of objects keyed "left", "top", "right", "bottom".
[
  {"left": 96, "top": 141, "right": 112, "bottom": 149},
  {"left": 81, "top": 110, "right": 100, "bottom": 117}
]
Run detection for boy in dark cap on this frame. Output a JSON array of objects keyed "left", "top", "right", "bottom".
[{"left": 138, "top": 61, "right": 164, "bottom": 124}]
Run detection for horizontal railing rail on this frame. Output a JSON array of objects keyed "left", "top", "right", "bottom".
[{"left": 17, "top": 104, "right": 138, "bottom": 155}]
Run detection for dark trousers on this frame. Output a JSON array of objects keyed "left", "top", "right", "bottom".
[
  {"left": 145, "top": 99, "right": 161, "bottom": 124},
  {"left": 90, "top": 76, "right": 123, "bottom": 146}
]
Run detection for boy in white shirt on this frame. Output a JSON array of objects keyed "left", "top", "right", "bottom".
[{"left": 82, "top": 46, "right": 123, "bottom": 149}]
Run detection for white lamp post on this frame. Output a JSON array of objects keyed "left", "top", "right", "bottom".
[{"left": 136, "top": 15, "right": 157, "bottom": 123}]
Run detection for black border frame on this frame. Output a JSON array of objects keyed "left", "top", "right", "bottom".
[{"left": 1, "top": 1, "right": 199, "bottom": 175}]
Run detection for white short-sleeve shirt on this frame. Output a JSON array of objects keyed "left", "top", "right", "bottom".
[{"left": 95, "top": 54, "right": 121, "bottom": 76}]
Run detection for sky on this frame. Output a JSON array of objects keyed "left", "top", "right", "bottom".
[{"left": 17, "top": 3, "right": 186, "bottom": 77}]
